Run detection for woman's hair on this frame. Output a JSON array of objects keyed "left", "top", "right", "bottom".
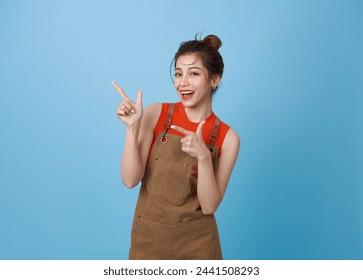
[{"left": 171, "top": 34, "right": 224, "bottom": 94}]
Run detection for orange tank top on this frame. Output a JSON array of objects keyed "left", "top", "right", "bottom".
[{"left": 151, "top": 102, "right": 230, "bottom": 157}]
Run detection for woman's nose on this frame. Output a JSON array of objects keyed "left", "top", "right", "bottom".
[{"left": 180, "top": 75, "right": 189, "bottom": 86}]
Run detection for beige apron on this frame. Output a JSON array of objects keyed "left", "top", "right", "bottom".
[{"left": 129, "top": 103, "right": 223, "bottom": 260}]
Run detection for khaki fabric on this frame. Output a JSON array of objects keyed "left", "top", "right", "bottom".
[{"left": 129, "top": 104, "right": 223, "bottom": 260}]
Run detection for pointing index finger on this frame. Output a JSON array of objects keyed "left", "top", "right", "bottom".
[
  {"left": 111, "top": 81, "right": 130, "bottom": 101},
  {"left": 171, "top": 125, "right": 191, "bottom": 136}
]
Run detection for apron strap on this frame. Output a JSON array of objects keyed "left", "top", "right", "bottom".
[
  {"left": 164, "top": 103, "right": 175, "bottom": 129},
  {"left": 208, "top": 117, "right": 220, "bottom": 154},
  {"left": 161, "top": 103, "right": 176, "bottom": 143}
]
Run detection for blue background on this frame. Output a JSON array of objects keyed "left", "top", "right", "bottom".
[{"left": 0, "top": 0, "right": 362, "bottom": 260}]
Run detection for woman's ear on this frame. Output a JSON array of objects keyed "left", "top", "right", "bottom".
[{"left": 211, "top": 76, "right": 221, "bottom": 89}]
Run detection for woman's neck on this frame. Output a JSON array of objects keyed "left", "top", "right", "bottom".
[{"left": 183, "top": 101, "right": 213, "bottom": 123}]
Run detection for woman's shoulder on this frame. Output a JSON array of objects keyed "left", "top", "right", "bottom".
[
  {"left": 225, "top": 127, "right": 240, "bottom": 143},
  {"left": 214, "top": 116, "right": 240, "bottom": 154},
  {"left": 144, "top": 103, "right": 162, "bottom": 112},
  {"left": 144, "top": 102, "right": 179, "bottom": 120},
  {"left": 143, "top": 103, "right": 163, "bottom": 118},
  {"left": 141, "top": 103, "right": 162, "bottom": 130},
  {"left": 223, "top": 126, "right": 240, "bottom": 153}
]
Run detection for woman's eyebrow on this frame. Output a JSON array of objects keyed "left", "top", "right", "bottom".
[{"left": 175, "top": 66, "right": 203, "bottom": 71}]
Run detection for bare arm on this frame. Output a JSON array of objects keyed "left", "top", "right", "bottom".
[
  {"left": 112, "top": 81, "right": 161, "bottom": 188},
  {"left": 171, "top": 123, "right": 240, "bottom": 214},
  {"left": 121, "top": 105, "right": 160, "bottom": 187}
]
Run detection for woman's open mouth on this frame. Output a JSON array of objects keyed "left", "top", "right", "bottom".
[{"left": 180, "top": 90, "right": 195, "bottom": 100}]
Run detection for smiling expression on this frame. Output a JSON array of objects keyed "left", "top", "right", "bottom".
[{"left": 174, "top": 54, "right": 219, "bottom": 107}]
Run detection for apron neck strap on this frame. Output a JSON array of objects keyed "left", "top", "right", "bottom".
[
  {"left": 208, "top": 117, "right": 220, "bottom": 154},
  {"left": 161, "top": 103, "right": 176, "bottom": 143},
  {"left": 164, "top": 103, "right": 176, "bottom": 129}
]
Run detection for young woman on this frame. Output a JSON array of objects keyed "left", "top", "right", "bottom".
[{"left": 112, "top": 34, "right": 240, "bottom": 260}]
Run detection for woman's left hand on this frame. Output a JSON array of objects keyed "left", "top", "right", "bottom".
[{"left": 171, "top": 121, "right": 210, "bottom": 160}]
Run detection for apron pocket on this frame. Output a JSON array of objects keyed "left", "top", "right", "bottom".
[{"left": 147, "top": 157, "right": 188, "bottom": 201}]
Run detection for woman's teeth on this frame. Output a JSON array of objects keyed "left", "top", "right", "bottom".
[{"left": 181, "top": 91, "right": 194, "bottom": 96}]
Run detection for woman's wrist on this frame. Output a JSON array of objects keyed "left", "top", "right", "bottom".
[
  {"left": 197, "top": 149, "right": 212, "bottom": 163},
  {"left": 125, "top": 122, "right": 141, "bottom": 136}
]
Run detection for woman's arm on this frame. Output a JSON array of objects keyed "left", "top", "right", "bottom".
[
  {"left": 196, "top": 128, "right": 240, "bottom": 214},
  {"left": 112, "top": 81, "right": 161, "bottom": 188},
  {"left": 121, "top": 103, "right": 161, "bottom": 188},
  {"left": 171, "top": 123, "right": 240, "bottom": 214}
]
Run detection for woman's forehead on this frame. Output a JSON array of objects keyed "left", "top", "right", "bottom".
[{"left": 176, "top": 53, "right": 203, "bottom": 67}]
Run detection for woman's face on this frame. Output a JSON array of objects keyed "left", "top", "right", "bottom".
[{"left": 174, "top": 53, "right": 217, "bottom": 108}]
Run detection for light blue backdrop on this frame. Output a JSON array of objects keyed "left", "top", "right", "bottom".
[{"left": 0, "top": 0, "right": 362, "bottom": 260}]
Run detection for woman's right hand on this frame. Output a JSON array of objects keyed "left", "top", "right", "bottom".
[{"left": 112, "top": 81, "right": 143, "bottom": 128}]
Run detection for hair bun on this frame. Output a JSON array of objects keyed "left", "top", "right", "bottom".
[{"left": 203, "top": 34, "right": 222, "bottom": 50}]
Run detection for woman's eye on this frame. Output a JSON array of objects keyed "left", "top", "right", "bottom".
[
  {"left": 174, "top": 73, "right": 182, "bottom": 77},
  {"left": 190, "top": 72, "right": 199, "bottom": 76}
]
